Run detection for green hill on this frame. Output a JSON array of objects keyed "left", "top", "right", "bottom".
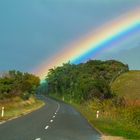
[{"left": 111, "top": 70, "right": 140, "bottom": 104}]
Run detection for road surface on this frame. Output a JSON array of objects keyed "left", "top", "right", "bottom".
[{"left": 0, "top": 96, "right": 101, "bottom": 140}]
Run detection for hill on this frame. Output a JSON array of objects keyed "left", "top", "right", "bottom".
[{"left": 111, "top": 70, "right": 140, "bottom": 105}]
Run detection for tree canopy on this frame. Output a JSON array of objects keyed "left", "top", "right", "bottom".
[
  {"left": 46, "top": 60, "right": 129, "bottom": 103},
  {"left": 0, "top": 70, "right": 40, "bottom": 100}
]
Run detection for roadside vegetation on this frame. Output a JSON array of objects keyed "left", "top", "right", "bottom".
[
  {"left": 42, "top": 60, "right": 140, "bottom": 139},
  {"left": 0, "top": 96, "right": 44, "bottom": 121},
  {"left": 0, "top": 70, "right": 44, "bottom": 121}
]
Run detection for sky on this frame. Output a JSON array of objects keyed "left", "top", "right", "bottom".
[{"left": 0, "top": 0, "right": 140, "bottom": 75}]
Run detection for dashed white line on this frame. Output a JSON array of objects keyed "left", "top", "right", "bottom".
[
  {"left": 35, "top": 138, "right": 41, "bottom": 140},
  {"left": 50, "top": 120, "right": 53, "bottom": 123},
  {"left": 44, "top": 102, "right": 60, "bottom": 132},
  {"left": 45, "top": 125, "right": 49, "bottom": 130}
]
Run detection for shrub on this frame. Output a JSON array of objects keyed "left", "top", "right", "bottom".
[{"left": 20, "top": 92, "right": 30, "bottom": 100}]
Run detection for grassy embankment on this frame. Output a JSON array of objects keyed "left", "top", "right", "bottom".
[
  {"left": 49, "top": 71, "right": 140, "bottom": 140},
  {"left": 111, "top": 70, "right": 140, "bottom": 105},
  {"left": 0, "top": 96, "right": 45, "bottom": 122}
]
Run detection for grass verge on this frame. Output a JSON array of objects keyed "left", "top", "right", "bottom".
[
  {"left": 0, "top": 96, "right": 45, "bottom": 122},
  {"left": 74, "top": 103, "right": 140, "bottom": 140}
]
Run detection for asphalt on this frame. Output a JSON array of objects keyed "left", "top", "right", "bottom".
[{"left": 0, "top": 96, "right": 101, "bottom": 140}]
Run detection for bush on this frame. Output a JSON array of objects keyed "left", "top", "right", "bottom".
[
  {"left": 20, "top": 92, "right": 30, "bottom": 100},
  {"left": 0, "top": 70, "right": 40, "bottom": 100}
]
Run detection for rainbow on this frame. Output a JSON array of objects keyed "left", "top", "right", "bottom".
[{"left": 33, "top": 8, "right": 140, "bottom": 80}]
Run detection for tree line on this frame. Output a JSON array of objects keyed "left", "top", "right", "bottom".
[
  {"left": 46, "top": 60, "right": 129, "bottom": 103},
  {"left": 0, "top": 70, "right": 40, "bottom": 100}
]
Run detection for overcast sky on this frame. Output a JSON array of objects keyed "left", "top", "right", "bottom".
[{"left": 0, "top": 0, "right": 140, "bottom": 72}]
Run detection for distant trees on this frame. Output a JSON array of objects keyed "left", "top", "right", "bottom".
[
  {"left": 46, "top": 60, "right": 129, "bottom": 103},
  {"left": 0, "top": 70, "right": 40, "bottom": 100}
]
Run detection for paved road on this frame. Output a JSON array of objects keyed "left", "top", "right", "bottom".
[{"left": 0, "top": 97, "right": 101, "bottom": 140}]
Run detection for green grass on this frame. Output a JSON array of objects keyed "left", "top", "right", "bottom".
[
  {"left": 111, "top": 70, "right": 140, "bottom": 101},
  {"left": 0, "top": 96, "right": 45, "bottom": 121},
  {"left": 74, "top": 103, "right": 140, "bottom": 140}
]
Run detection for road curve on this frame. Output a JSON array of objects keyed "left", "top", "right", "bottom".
[{"left": 0, "top": 96, "right": 101, "bottom": 140}]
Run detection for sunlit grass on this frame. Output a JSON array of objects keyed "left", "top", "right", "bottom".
[
  {"left": 74, "top": 102, "right": 140, "bottom": 140},
  {"left": 0, "top": 96, "right": 45, "bottom": 121}
]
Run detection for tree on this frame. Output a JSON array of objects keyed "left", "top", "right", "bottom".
[
  {"left": 0, "top": 70, "right": 40, "bottom": 100},
  {"left": 45, "top": 60, "right": 129, "bottom": 103}
]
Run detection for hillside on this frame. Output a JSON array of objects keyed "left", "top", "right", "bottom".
[{"left": 111, "top": 70, "right": 140, "bottom": 105}]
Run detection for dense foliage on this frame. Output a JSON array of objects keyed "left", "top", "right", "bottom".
[
  {"left": 46, "top": 60, "right": 129, "bottom": 102},
  {"left": 0, "top": 70, "right": 40, "bottom": 100}
]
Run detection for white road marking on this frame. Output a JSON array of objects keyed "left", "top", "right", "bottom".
[
  {"left": 35, "top": 138, "right": 41, "bottom": 140},
  {"left": 53, "top": 116, "right": 55, "bottom": 118},
  {"left": 56, "top": 103, "right": 60, "bottom": 113},
  {"left": 55, "top": 112, "right": 57, "bottom": 115},
  {"left": 50, "top": 120, "right": 53, "bottom": 123},
  {"left": 45, "top": 125, "right": 49, "bottom": 130}
]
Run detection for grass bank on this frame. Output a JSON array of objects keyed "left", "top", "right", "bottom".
[
  {"left": 74, "top": 102, "right": 140, "bottom": 140},
  {"left": 111, "top": 70, "right": 140, "bottom": 106},
  {"left": 0, "top": 96, "right": 45, "bottom": 122},
  {"left": 49, "top": 94, "right": 140, "bottom": 140}
]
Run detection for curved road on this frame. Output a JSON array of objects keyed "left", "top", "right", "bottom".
[{"left": 0, "top": 97, "right": 101, "bottom": 140}]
